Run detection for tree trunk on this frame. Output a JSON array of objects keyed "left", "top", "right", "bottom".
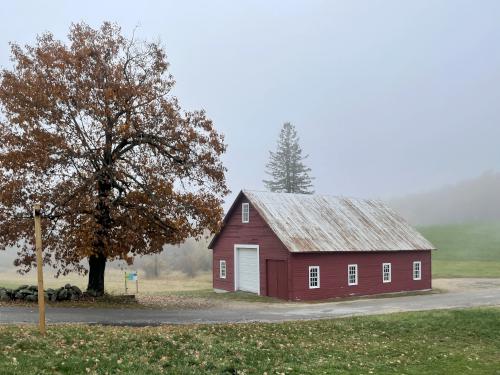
[
  {"left": 87, "top": 253, "right": 106, "bottom": 296},
  {"left": 88, "top": 128, "right": 113, "bottom": 296}
]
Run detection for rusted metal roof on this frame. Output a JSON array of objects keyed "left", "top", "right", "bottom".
[{"left": 243, "top": 190, "right": 436, "bottom": 252}]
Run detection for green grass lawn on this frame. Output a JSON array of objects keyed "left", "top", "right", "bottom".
[
  {"left": 167, "top": 289, "right": 283, "bottom": 303},
  {"left": 1, "top": 308, "right": 500, "bottom": 374},
  {"left": 418, "top": 222, "right": 500, "bottom": 278}
]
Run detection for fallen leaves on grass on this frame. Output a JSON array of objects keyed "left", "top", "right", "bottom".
[
  {"left": 0, "top": 309, "right": 500, "bottom": 374},
  {"left": 136, "top": 295, "right": 218, "bottom": 309}
]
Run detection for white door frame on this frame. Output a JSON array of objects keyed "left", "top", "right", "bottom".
[{"left": 234, "top": 244, "right": 260, "bottom": 295}]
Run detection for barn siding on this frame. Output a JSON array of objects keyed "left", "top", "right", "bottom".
[
  {"left": 212, "top": 195, "right": 289, "bottom": 295},
  {"left": 290, "top": 250, "right": 432, "bottom": 300}
]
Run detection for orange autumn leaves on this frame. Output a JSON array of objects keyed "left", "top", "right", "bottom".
[{"left": 0, "top": 22, "right": 228, "bottom": 277}]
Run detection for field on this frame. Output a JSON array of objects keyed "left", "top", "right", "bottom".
[
  {"left": 419, "top": 221, "right": 500, "bottom": 278},
  {"left": 0, "top": 307, "right": 499, "bottom": 374},
  {"left": 0, "top": 269, "right": 212, "bottom": 295}
]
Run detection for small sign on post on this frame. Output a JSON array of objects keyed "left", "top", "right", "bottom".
[
  {"left": 124, "top": 271, "right": 139, "bottom": 294},
  {"left": 33, "top": 203, "right": 46, "bottom": 335}
]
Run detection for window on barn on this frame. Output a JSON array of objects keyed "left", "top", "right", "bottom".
[
  {"left": 219, "top": 260, "right": 226, "bottom": 279},
  {"left": 382, "top": 263, "right": 391, "bottom": 283},
  {"left": 309, "top": 266, "right": 320, "bottom": 288},
  {"left": 413, "top": 261, "right": 421, "bottom": 280},
  {"left": 242, "top": 203, "right": 250, "bottom": 223},
  {"left": 348, "top": 264, "right": 358, "bottom": 286}
]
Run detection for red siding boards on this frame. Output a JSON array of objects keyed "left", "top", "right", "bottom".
[
  {"left": 290, "top": 250, "right": 431, "bottom": 300},
  {"left": 266, "top": 260, "right": 288, "bottom": 299},
  {"left": 212, "top": 195, "right": 289, "bottom": 296},
  {"left": 211, "top": 192, "right": 432, "bottom": 301}
]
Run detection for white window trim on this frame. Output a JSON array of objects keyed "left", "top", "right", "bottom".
[
  {"left": 308, "top": 266, "right": 320, "bottom": 289},
  {"left": 348, "top": 264, "right": 358, "bottom": 286},
  {"left": 413, "top": 261, "right": 422, "bottom": 280},
  {"left": 242, "top": 203, "right": 250, "bottom": 223},
  {"left": 219, "top": 260, "right": 226, "bottom": 279},
  {"left": 382, "top": 262, "right": 391, "bottom": 283}
]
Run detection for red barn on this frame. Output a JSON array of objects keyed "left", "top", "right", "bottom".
[{"left": 209, "top": 190, "right": 435, "bottom": 300}]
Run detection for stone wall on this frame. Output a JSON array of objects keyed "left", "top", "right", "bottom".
[{"left": 0, "top": 284, "right": 83, "bottom": 302}]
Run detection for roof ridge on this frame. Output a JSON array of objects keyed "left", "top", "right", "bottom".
[{"left": 242, "top": 189, "right": 385, "bottom": 204}]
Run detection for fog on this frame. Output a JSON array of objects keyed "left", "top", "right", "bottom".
[
  {"left": 390, "top": 171, "right": 500, "bottom": 226},
  {"left": 1, "top": 1, "right": 500, "bottom": 208}
]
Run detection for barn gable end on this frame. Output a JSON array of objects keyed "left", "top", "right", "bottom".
[{"left": 211, "top": 192, "right": 291, "bottom": 297}]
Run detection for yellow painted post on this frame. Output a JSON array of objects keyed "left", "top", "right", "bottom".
[{"left": 33, "top": 203, "right": 46, "bottom": 335}]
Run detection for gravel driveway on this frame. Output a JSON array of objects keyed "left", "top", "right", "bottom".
[{"left": 1, "top": 278, "right": 499, "bottom": 326}]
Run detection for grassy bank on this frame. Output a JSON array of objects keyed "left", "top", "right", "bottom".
[
  {"left": 419, "top": 222, "right": 500, "bottom": 277},
  {"left": 1, "top": 308, "right": 500, "bottom": 374}
]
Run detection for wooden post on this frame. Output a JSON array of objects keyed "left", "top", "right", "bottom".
[
  {"left": 136, "top": 271, "right": 139, "bottom": 294},
  {"left": 124, "top": 271, "right": 128, "bottom": 294},
  {"left": 33, "top": 203, "right": 46, "bottom": 335}
]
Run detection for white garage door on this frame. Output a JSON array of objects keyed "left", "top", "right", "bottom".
[{"left": 236, "top": 247, "right": 259, "bottom": 294}]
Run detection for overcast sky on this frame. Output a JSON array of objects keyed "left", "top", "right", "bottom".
[{"left": 1, "top": 1, "right": 500, "bottom": 206}]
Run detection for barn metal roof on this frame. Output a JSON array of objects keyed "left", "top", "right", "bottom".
[{"left": 243, "top": 190, "right": 435, "bottom": 252}]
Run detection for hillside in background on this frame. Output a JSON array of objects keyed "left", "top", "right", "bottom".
[
  {"left": 391, "top": 172, "right": 500, "bottom": 277},
  {"left": 389, "top": 171, "right": 500, "bottom": 226},
  {"left": 419, "top": 222, "right": 500, "bottom": 277}
]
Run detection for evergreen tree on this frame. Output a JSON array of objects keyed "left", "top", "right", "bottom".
[{"left": 263, "top": 122, "right": 314, "bottom": 194}]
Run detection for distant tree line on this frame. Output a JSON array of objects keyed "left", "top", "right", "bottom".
[{"left": 135, "top": 237, "right": 211, "bottom": 278}]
